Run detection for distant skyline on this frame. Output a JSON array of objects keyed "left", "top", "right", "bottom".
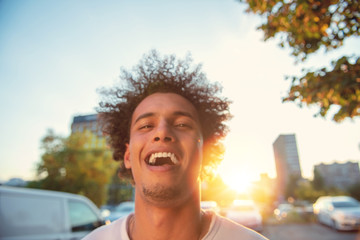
[{"left": 1, "top": 0, "right": 359, "bottom": 185}]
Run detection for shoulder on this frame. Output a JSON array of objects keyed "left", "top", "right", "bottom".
[
  {"left": 205, "top": 213, "right": 268, "bottom": 240},
  {"left": 82, "top": 216, "right": 129, "bottom": 240}
]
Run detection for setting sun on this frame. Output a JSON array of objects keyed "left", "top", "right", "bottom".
[
  {"left": 218, "top": 165, "right": 255, "bottom": 194},
  {"left": 216, "top": 138, "right": 261, "bottom": 194}
]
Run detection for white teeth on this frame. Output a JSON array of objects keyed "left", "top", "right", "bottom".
[
  {"left": 148, "top": 152, "right": 179, "bottom": 165},
  {"left": 149, "top": 154, "right": 156, "bottom": 164},
  {"left": 170, "top": 153, "right": 179, "bottom": 164}
]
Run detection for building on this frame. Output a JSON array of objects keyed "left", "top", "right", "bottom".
[
  {"left": 273, "top": 134, "right": 302, "bottom": 200},
  {"left": 314, "top": 161, "right": 360, "bottom": 189},
  {"left": 71, "top": 114, "right": 101, "bottom": 136},
  {"left": 70, "top": 114, "right": 105, "bottom": 148}
]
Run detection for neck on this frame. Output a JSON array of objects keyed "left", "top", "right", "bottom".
[{"left": 128, "top": 188, "right": 210, "bottom": 240}]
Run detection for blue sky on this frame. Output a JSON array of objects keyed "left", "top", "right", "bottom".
[{"left": 1, "top": 0, "right": 359, "bottom": 185}]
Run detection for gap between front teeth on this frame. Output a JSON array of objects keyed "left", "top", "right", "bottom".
[{"left": 149, "top": 152, "right": 179, "bottom": 164}]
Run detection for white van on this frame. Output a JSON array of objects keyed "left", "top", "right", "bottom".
[{"left": 0, "top": 186, "right": 105, "bottom": 240}]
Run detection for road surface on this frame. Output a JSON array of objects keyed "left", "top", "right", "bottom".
[{"left": 262, "top": 223, "right": 360, "bottom": 240}]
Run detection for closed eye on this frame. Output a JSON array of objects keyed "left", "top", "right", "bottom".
[
  {"left": 175, "top": 123, "right": 192, "bottom": 129},
  {"left": 139, "top": 124, "right": 153, "bottom": 130}
]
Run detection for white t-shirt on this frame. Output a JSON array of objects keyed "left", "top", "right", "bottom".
[{"left": 83, "top": 211, "right": 268, "bottom": 240}]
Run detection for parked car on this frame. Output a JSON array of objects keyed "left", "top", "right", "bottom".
[
  {"left": 0, "top": 186, "right": 105, "bottom": 240},
  {"left": 99, "top": 204, "right": 116, "bottom": 219},
  {"left": 225, "top": 200, "right": 263, "bottom": 232},
  {"left": 106, "top": 201, "right": 135, "bottom": 222},
  {"left": 313, "top": 196, "right": 360, "bottom": 231},
  {"left": 293, "top": 200, "right": 314, "bottom": 221},
  {"left": 273, "top": 203, "right": 295, "bottom": 220}
]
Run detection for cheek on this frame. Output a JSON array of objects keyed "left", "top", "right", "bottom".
[
  {"left": 127, "top": 135, "right": 147, "bottom": 161},
  {"left": 187, "top": 138, "right": 203, "bottom": 163}
]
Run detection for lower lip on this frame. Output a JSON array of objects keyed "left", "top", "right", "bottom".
[{"left": 146, "top": 164, "right": 179, "bottom": 172}]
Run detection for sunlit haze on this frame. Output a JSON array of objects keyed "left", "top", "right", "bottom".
[{"left": 0, "top": 0, "right": 359, "bottom": 188}]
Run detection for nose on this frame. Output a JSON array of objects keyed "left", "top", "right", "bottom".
[
  {"left": 153, "top": 120, "right": 174, "bottom": 143},
  {"left": 154, "top": 136, "right": 172, "bottom": 142}
]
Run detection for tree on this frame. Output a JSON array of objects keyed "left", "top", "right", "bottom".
[
  {"left": 347, "top": 181, "right": 360, "bottom": 201},
  {"left": 312, "top": 168, "right": 325, "bottom": 190},
  {"left": 239, "top": 0, "right": 360, "bottom": 122},
  {"left": 34, "top": 129, "right": 117, "bottom": 206},
  {"left": 107, "top": 167, "right": 134, "bottom": 205},
  {"left": 285, "top": 174, "right": 301, "bottom": 199},
  {"left": 294, "top": 180, "right": 325, "bottom": 202}
]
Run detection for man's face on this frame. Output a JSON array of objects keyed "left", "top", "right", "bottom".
[{"left": 124, "top": 92, "right": 203, "bottom": 205}]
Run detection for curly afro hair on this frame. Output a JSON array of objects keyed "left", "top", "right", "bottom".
[{"left": 97, "top": 50, "right": 232, "bottom": 180}]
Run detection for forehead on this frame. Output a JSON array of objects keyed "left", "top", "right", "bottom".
[{"left": 131, "top": 93, "right": 199, "bottom": 123}]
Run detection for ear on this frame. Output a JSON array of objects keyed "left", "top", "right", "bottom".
[{"left": 124, "top": 143, "right": 131, "bottom": 169}]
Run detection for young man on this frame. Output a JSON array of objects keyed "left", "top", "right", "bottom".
[{"left": 83, "top": 51, "right": 267, "bottom": 240}]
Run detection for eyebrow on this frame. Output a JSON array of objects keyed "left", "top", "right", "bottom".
[
  {"left": 133, "top": 112, "right": 155, "bottom": 124},
  {"left": 133, "top": 111, "right": 196, "bottom": 124},
  {"left": 174, "top": 111, "right": 196, "bottom": 120}
]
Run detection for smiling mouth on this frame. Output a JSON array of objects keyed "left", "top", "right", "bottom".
[{"left": 146, "top": 152, "right": 179, "bottom": 166}]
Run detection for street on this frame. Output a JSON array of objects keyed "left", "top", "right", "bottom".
[{"left": 262, "top": 223, "right": 360, "bottom": 240}]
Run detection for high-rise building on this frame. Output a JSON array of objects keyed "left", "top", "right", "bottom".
[
  {"left": 273, "top": 134, "right": 302, "bottom": 200},
  {"left": 314, "top": 161, "right": 360, "bottom": 189}
]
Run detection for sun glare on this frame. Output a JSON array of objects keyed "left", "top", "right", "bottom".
[
  {"left": 218, "top": 139, "right": 259, "bottom": 194},
  {"left": 218, "top": 167, "right": 255, "bottom": 194}
]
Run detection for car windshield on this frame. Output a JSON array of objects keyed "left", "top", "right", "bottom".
[
  {"left": 115, "top": 203, "right": 135, "bottom": 212},
  {"left": 116, "top": 206, "right": 133, "bottom": 211},
  {"left": 332, "top": 201, "right": 360, "bottom": 208}
]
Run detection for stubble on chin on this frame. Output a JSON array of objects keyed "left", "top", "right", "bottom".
[{"left": 142, "top": 183, "right": 181, "bottom": 202}]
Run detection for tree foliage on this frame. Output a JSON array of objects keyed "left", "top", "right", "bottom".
[
  {"left": 312, "top": 168, "right": 325, "bottom": 190},
  {"left": 284, "top": 56, "right": 360, "bottom": 121},
  {"left": 34, "top": 129, "right": 117, "bottom": 206},
  {"left": 285, "top": 174, "right": 301, "bottom": 199},
  {"left": 239, "top": 0, "right": 360, "bottom": 122},
  {"left": 294, "top": 180, "right": 325, "bottom": 203},
  {"left": 106, "top": 167, "right": 134, "bottom": 205},
  {"left": 347, "top": 181, "right": 360, "bottom": 201}
]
